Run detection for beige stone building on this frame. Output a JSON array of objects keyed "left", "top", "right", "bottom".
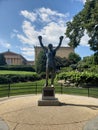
[
  {"left": 34, "top": 46, "right": 74, "bottom": 60},
  {"left": 1, "top": 47, "right": 74, "bottom": 66},
  {"left": 1, "top": 50, "right": 34, "bottom": 65}
]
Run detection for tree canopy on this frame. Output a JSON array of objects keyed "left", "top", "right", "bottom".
[
  {"left": 35, "top": 50, "right": 46, "bottom": 73},
  {"left": 68, "top": 52, "right": 81, "bottom": 64},
  {"left": 65, "top": 0, "right": 98, "bottom": 52},
  {"left": 0, "top": 54, "right": 6, "bottom": 65}
]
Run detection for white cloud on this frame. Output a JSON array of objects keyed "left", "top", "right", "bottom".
[
  {"left": 21, "top": 10, "right": 37, "bottom": 22},
  {"left": 38, "top": 7, "right": 69, "bottom": 23},
  {"left": 39, "top": 7, "right": 64, "bottom": 17},
  {"left": 74, "top": 0, "right": 86, "bottom": 4},
  {"left": 18, "top": 8, "right": 69, "bottom": 45},
  {"left": 10, "top": 29, "right": 19, "bottom": 38},
  {"left": 78, "top": 0, "right": 93, "bottom": 4},
  {"left": 16, "top": 7, "right": 91, "bottom": 60},
  {"left": 16, "top": 7, "right": 70, "bottom": 60},
  {"left": 17, "top": 20, "right": 38, "bottom": 45},
  {"left": 20, "top": 7, "right": 69, "bottom": 24},
  {"left": 21, "top": 47, "right": 34, "bottom": 55},
  {"left": 0, "top": 39, "right": 11, "bottom": 48},
  {"left": 41, "top": 22, "right": 69, "bottom": 46},
  {"left": 13, "top": 29, "right": 18, "bottom": 33},
  {"left": 81, "top": 0, "right": 86, "bottom": 3},
  {"left": 20, "top": 47, "right": 35, "bottom": 60},
  {"left": 80, "top": 30, "right": 90, "bottom": 46},
  {"left": 11, "top": 33, "right": 16, "bottom": 38}
]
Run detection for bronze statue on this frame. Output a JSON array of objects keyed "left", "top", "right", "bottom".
[{"left": 38, "top": 35, "right": 64, "bottom": 87}]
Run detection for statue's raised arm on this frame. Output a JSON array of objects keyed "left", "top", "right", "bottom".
[
  {"left": 38, "top": 36, "right": 47, "bottom": 51},
  {"left": 55, "top": 36, "right": 64, "bottom": 51}
]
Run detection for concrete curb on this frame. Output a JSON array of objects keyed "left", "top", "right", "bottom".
[
  {"left": 0, "top": 118, "right": 9, "bottom": 130},
  {"left": 84, "top": 116, "right": 98, "bottom": 130}
]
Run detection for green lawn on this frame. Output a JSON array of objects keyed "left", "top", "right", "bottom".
[
  {"left": 0, "top": 80, "right": 98, "bottom": 98},
  {"left": 59, "top": 87, "right": 98, "bottom": 98},
  {"left": 0, "top": 70, "right": 36, "bottom": 75},
  {"left": 0, "top": 80, "right": 44, "bottom": 97}
]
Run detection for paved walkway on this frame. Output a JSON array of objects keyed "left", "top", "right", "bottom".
[{"left": 0, "top": 94, "right": 98, "bottom": 130}]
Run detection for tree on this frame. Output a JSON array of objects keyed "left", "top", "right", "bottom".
[
  {"left": 55, "top": 56, "right": 68, "bottom": 69},
  {"left": 65, "top": 0, "right": 98, "bottom": 52},
  {"left": 68, "top": 52, "right": 81, "bottom": 64},
  {"left": 35, "top": 51, "right": 69, "bottom": 73},
  {"left": 77, "top": 55, "right": 94, "bottom": 71},
  {"left": 0, "top": 54, "right": 6, "bottom": 65},
  {"left": 94, "top": 52, "right": 98, "bottom": 64},
  {"left": 35, "top": 50, "right": 46, "bottom": 73},
  {"left": 82, "top": 56, "right": 94, "bottom": 65}
]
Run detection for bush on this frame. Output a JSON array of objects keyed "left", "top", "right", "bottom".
[
  {"left": 94, "top": 52, "right": 98, "bottom": 64},
  {"left": 0, "top": 73, "right": 40, "bottom": 84},
  {"left": 57, "top": 71, "right": 98, "bottom": 87},
  {"left": 68, "top": 52, "right": 81, "bottom": 64},
  {"left": 35, "top": 50, "right": 46, "bottom": 73},
  {"left": 0, "top": 76, "right": 9, "bottom": 84},
  {"left": 39, "top": 72, "right": 46, "bottom": 79},
  {"left": 0, "top": 65, "right": 35, "bottom": 72},
  {"left": 88, "top": 65, "right": 98, "bottom": 73},
  {"left": 60, "top": 66, "right": 73, "bottom": 72}
]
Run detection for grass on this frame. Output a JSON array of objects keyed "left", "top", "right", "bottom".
[
  {"left": 0, "top": 80, "right": 98, "bottom": 98},
  {"left": 0, "top": 70, "right": 98, "bottom": 98},
  {"left": 61, "top": 87, "right": 98, "bottom": 98},
  {"left": 0, "top": 80, "right": 44, "bottom": 97},
  {"left": 0, "top": 70, "right": 36, "bottom": 75}
]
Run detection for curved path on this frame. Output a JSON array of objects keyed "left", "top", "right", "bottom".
[{"left": 0, "top": 94, "right": 98, "bottom": 130}]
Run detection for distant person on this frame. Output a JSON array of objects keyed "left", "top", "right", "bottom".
[{"left": 38, "top": 35, "right": 64, "bottom": 87}]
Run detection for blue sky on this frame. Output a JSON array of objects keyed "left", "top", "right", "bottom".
[{"left": 0, "top": 0, "right": 94, "bottom": 60}]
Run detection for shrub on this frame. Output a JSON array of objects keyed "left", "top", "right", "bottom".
[
  {"left": 39, "top": 72, "right": 46, "bottom": 79},
  {"left": 88, "top": 65, "right": 98, "bottom": 73},
  {"left": 0, "top": 65, "right": 35, "bottom": 72},
  {"left": 0, "top": 72, "right": 40, "bottom": 84},
  {"left": 0, "top": 76, "right": 9, "bottom": 84},
  {"left": 57, "top": 71, "right": 98, "bottom": 87}
]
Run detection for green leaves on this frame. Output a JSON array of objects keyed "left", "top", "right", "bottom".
[
  {"left": 0, "top": 71, "right": 40, "bottom": 84},
  {"left": 65, "top": 12, "right": 84, "bottom": 48},
  {"left": 57, "top": 71, "right": 98, "bottom": 87},
  {"left": 68, "top": 52, "right": 81, "bottom": 64},
  {"left": 0, "top": 54, "right": 6, "bottom": 65},
  {"left": 65, "top": 0, "right": 98, "bottom": 52},
  {"left": 35, "top": 50, "right": 46, "bottom": 73}
]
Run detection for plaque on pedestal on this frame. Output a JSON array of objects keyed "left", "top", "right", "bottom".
[
  {"left": 38, "top": 87, "right": 60, "bottom": 106},
  {"left": 42, "top": 87, "right": 55, "bottom": 100}
]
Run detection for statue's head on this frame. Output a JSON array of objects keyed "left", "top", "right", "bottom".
[{"left": 48, "top": 44, "right": 53, "bottom": 50}]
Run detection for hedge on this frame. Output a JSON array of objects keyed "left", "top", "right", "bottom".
[
  {"left": 0, "top": 65, "right": 35, "bottom": 72},
  {"left": 57, "top": 71, "right": 98, "bottom": 87},
  {"left": 0, "top": 73, "right": 40, "bottom": 84}
]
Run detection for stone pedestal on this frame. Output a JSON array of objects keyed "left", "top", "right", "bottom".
[{"left": 38, "top": 87, "right": 60, "bottom": 106}]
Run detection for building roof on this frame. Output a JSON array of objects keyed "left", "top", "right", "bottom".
[
  {"left": 1, "top": 50, "right": 20, "bottom": 56},
  {"left": 1, "top": 50, "right": 27, "bottom": 61},
  {"left": 0, "top": 50, "right": 35, "bottom": 64}
]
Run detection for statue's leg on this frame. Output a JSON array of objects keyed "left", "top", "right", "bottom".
[
  {"left": 51, "top": 70, "right": 56, "bottom": 87},
  {"left": 45, "top": 68, "right": 49, "bottom": 87}
]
